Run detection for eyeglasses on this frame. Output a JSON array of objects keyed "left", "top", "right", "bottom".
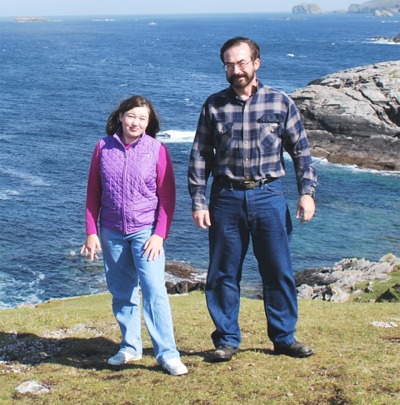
[{"left": 223, "top": 60, "right": 252, "bottom": 72}]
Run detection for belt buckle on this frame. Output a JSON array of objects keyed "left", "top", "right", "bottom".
[{"left": 242, "top": 180, "right": 256, "bottom": 189}]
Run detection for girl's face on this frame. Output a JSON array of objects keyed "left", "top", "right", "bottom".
[{"left": 119, "top": 106, "right": 150, "bottom": 143}]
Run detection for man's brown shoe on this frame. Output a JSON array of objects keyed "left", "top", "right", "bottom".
[
  {"left": 209, "top": 345, "right": 239, "bottom": 362},
  {"left": 274, "top": 341, "right": 313, "bottom": 358}
]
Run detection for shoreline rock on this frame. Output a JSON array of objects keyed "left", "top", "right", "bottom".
[
  {"left": 295, "top": 254, "right": 400, "bottom": 302},
  {"left": 165, "top": 255, "right": 400, "bottom": 303},
  {"left": 290, "top": 61, "right": 400, "bottom": 171},
  {"left": 165, "top": 261, "right": 206, "bottom": 294}
]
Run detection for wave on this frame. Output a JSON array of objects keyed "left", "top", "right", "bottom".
[
  {"left": 158, "top": 130, "right": 195, "bottom": 143},
  {"left": 0, "top": 135, "right": 16, "bottom": 142},
  {"left": 0, "top": 189, "right": 20, "bottom": 201},
  {"left": 0, "top": 167, "right": 51, "bottom": 187},
  {"left": 314, "top": 157, "right": 400, "bottom": 177},
  {"left": 0, "top": 268, "right": 46, "bottom": 309}
]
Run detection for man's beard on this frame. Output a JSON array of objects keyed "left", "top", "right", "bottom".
[{"left": 228, "top": 71, "right": 254, "bottom": 89}]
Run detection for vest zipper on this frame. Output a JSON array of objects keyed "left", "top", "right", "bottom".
[{"left": 122, "top": 148, "right": 129, "bottom": 233}]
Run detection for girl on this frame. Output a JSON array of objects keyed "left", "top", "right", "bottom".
[{"left": 81, "top": 95, "right": 188, "bottom": 376}]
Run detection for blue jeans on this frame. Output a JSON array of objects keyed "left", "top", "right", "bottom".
[
  {"left": 100, "top": 226, "right": 180, "bottom": 364},
  {"left": 207, "top": 179, "right": 298, "bottom": 348}
]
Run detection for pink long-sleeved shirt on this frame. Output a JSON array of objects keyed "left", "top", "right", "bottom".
[{"left": 85, "top": 138, "right": 176, "bottom": 239}]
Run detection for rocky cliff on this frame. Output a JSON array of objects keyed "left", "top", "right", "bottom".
[
  {"left": 290, "top": 61, "right": 400, "bottom": 170},
  {"left": 348, "top": 0, "right": 400, "bottom": 15}
]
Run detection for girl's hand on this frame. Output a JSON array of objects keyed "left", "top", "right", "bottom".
[
  {"left": 143, "top": 234, "right": 164, "bottom": 261},
  {"left": 80, "top": 234, "right": 102, "bottom": 261}
]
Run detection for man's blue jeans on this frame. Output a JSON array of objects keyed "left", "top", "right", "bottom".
[
  {"left": 207, "top": 178, "right": 298, "bottom": 348},
  {"left": 100, "top": 226, "right": 180, "bottom": 364}
]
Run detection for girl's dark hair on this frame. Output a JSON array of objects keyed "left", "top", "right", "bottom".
[
  {"left": 105, "top": 95, "right": 160, "bottom": 138},
  {"left": 220, "top": 36, "right": 261, "bottom": 63}
]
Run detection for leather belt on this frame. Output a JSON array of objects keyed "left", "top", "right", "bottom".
[{"left": 215, "top": 176, "right": 276, "bottom": 190}]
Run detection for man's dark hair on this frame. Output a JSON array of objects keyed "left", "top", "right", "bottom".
[{"left": 220, "top": 36, "right": 261, "bottom": 63}]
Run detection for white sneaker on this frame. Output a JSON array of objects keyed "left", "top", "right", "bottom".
[
  {"left": 161, "top": 358, "right": 188, "bottom": 376},
  {"left": 107, "top": 350, "right": 142, "bottom": 366}
]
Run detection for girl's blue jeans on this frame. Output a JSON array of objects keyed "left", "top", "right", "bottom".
[
  {"left": 207, "top": 178, "right": 298, "bottom": 349},
  {"left": 100, "top": 226, "right": 180, "bottom": 364}
]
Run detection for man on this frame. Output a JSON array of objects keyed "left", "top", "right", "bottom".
[{"left": 188, "top": 37, "right": 318, "bottom": 362}]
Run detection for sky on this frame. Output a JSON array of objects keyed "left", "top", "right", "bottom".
[{"left": 0, "top": 1, "right": 360, "bottom": 18}]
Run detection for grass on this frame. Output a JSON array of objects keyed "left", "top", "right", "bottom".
[{"left": 0, "top": 292, "right": 399, "bottom": 404}]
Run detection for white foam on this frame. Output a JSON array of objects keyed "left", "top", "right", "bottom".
[
  {"left": 314, "top": 158, "right": 400, "bottom": 177},
  {"left": 0, "top": 167, "right": 51, "bottom": 187},
  {"left": 158, "top": 130, "right": 195, "bottom": 143},
  {"left": 0, "top": 189, "right": 20, "bottom": 201},
  {"left": 367, "top": 39, "right": 400, "bottom": 45},
  {"left": 0, "top": 268, "right": 46, "bottom": 309}
]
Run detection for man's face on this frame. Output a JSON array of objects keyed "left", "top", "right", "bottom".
[{"left": 223, "top": 43, "right": 260, "bottom": 90}]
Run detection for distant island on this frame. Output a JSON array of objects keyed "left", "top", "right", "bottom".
[
  {"left": 292, "top": 3, "right": 322, "bottom": 14},
  {"left": 292, "top": 1, "right": 400, "bottom": 15},
  {"left": 14, "top": 17, "right": 48, "bottom": 22}
]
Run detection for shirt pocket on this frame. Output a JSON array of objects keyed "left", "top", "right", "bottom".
[
  {"left": 214, "top": 121, "right": 234, "bottom": 154},
  {"left": 257, "top": 113, "right": 283, "bottom": 151}
]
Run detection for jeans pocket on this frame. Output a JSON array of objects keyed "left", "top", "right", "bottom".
[
  {"left": 264, "top": 179, "right": 284, "bottom": 195},
  {"left": 211, "top": 181, "right": 229, "bottom": 197}
]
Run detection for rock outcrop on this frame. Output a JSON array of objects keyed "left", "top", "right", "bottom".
[
  {"left": 165, "top": 261, "right": 206, "bottom": 294},
  {"left": 290, "top": 61, "right": 400, "bottom": 170},
  {"left": 295, "top": 254, "right": 400, "bottom": 302},
  {"left": 292, "top": 3, "right": 323, "bottom": 14},
  {"left": 371, "top": 32, "right": 400, "bottom": 43}
]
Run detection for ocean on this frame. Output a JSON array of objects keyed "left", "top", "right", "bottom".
[{"left": 0, "top": 13, "right": 399, "bottom": 308}]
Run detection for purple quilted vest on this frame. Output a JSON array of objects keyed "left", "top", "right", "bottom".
[{"left": 99, "top": 133, "right": 161, "bottom": 234}]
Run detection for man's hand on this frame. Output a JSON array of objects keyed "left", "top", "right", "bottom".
[
  {"left": 192, "top": 210, "right": 211, "bottom": 229},
  {"left": 296, "top": 195, "right": 316, "bottom": 222}
]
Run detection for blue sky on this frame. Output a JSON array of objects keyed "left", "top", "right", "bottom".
[{"left": 1, "top": 1, "right": 358, "bottom": 17}]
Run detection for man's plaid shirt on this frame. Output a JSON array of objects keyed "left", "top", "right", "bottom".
[{"left": 188, "top": 81, "right": 318, "bottom": 211}]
